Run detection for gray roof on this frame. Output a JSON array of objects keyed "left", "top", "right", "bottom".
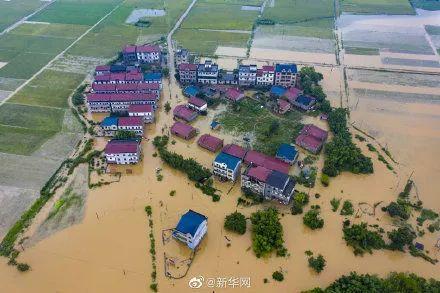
[
  {"left": 266, "top": 170, "right": 289, "bottom": 189},
  {"left": 198, "top": 61, "right": 218, "bottom": 72},
  {"left": 239, "top": 64, "right": 257, "bottom": 73}
]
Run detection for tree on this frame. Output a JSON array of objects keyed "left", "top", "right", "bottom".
[
  {"left": 340, "top": 200, "right": 354, "bottom": 216},
  {"left": 291, "top": 192, "right": 309, "bottom": 215},
  {"left": 164, "top": 101, "right": 171, "bottom": 113},
  {"left": 224, "top": 212, "right": 247, "bottom": 235},
  {"left": 387, "top": 226, "right": 416, "bottom": 251},
  {"left": 343, "top": 222, "right": 385, "bottom": 255},
  {"left": 72, "top": 92, "right": 84, "bottom": 106},
  {"left": 303, "top": 207, "right": 324, "bottom": 230},
  {"left": 310, "top": 85, "right": 326, "bottom": 103},
  {"left": 320, "top": 173, "right": 329, "bottom": 186},
  {"left": 383, "top": 202, "right": 410, "bottom": 220},
  {"left": 300, "top": 66, "right": 323, "bottom": 84},
  {"left": 250, "top": 208, "right": 285, "bottom": 257},
  {"left": 162, "top": 67, "right": 169, "bottom": 77},
  {"left": 272, "top": 271, "right": 284, "bottom": 282},
  {"left": 308, "top": 254, "right": 326, "bottom": 273},
  {"left": 114, "top": 130, "right": 137, "bottom": 140}
]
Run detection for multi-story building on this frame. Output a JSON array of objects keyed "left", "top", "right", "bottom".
[
  {"left": 136, "top": 44, "right": 161, "bottom": 63},
  {"left": 241, "top": 165, "right": 295, "bottom": 205},
  {"left": 100, "top": 116, "right": 144, "bottom": 136},
  {"left": 213, "top": 152, "right": 242, "bottom": 181},
  {"left": 86, "top": 93, "right": 157, "bottom": 113},
  {"left": 105, "top": 139, "right": 141, "bottom": 164},
  {"left": 92, "top": 82, "right": 160, "bottom": 95},
  {"left": 218, "top": 70, "right": 238, "bottom": 85},
  {"left": 173, "top": 210, "right": 207, "bottom": 250},
  {"left": 178, "top": 63, "right": 198, "bottom": 84},
  {"left": 175, "top": 48, "right": 189, "bottom": 65},
  {"left": 122, "top": 45, "right": 138, "bottom": 64},
  {"left": 197, "top": 60, "right": 219, "bottom": 84},
  {"left": 256, "top": 65, "right": 275, "bottom": 86},
  {"left": 274, "top": 63, "right": 298, "bottom": 87},
  {"left": 128, "top": 104, "right": 154, "bottom": 123},
  {"left": 238, "top": 64, "right": 257, "bottom": 86},
  {"left": 187, "top": 96, "right": 207, "bottom": 112}
]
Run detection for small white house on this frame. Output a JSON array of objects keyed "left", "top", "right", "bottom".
[
  {"left": 173, "top": 210, "right": 207, "bottom": 250},
  {"left": 187, "top": 96, "right": 207, "bottom": 112}
]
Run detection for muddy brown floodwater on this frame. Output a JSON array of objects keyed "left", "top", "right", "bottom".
[{"left": 1, "top": 63, "right": 440, "bottom": 292}]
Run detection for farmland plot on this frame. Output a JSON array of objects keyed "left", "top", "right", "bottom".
[
  {"left": 340, "top": 0, "right": 414, "bottom": 15},
  {"left": 0, "top": 0, "right": 44, "bottom": 32},
  {"left": 347, "top": 69, "right": 440, "bottom": 88},
  {"left": 263, "top": 0, "right": 334, "bottom": 23}
]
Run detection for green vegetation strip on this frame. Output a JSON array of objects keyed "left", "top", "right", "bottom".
[{"left": 145, "top": 206, "right": 158, "bottom": 292}]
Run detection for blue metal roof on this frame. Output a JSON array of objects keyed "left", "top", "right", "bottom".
[
  {"left": 270, "top": 85, "right": 287, "bottom": 97},
  {"left": 214, "top": 152, "right": 241, "bottom": 170},
  {"left": 276, "top": 143, "right": 297, "bottom": 161},
  {"left": 275, "top": 63, "right": 297, "bottom": 73},
  {"left": 101, "top": 116, "right": 118, "bottom": 127},
  {"left": 184, "top": 85, "right": 200, "bottom": 97},
  {"left": 210, "top": 120, "right": 220, "bottom": 129},
  {"left": 175, "top": 210, "right": 207, "bottom": 236},
  {"left": 144, "top": 72, "right": 162, "bottom": 80},
  {"left": 296, "top": 95, "right": 315, "bottom": 106}
]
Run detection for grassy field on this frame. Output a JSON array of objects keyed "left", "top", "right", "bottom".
[
  {"left": 0, "top": 125, "right": 56, "bottom": 155},
  {"left": 200, "top": 0, "right": 263, "bottom": 4},
  {"left": 263, "top": 0, "right": 334, "bottom": 24},
  {"left": 258, "top": 19, "right": 334, "bottom": 39},
  {"left": 174, "top": 29, "right": 250, "bottom": 56},
  {"left": 345, "top": 47, "right": 380, "bottom": 55},
  {"left": 340, "top": 0, "right": 415, "bottom": 14},
  {"left": 217, "top": 99, "right": 303, "bottom": 156},
  {"left": 181, "top": 2, "right": 259, "bottom": 30},
  {"left": 426, "top": 25, "right": 440, "bottom": 35},
  {"left": 0, "top": 23, "right": 89, "bottom": 79},
  {"left": 10, "top": 70, "right": 85, "bottom": 108},
  {"left": 30, "top": 0, "right": 123, "bottom": 25},
  {"left": 410, "top": 0, "right": 440, "bottom": 10},
  {"left": 0, "top": 0, "right": 44, "bottom": 32}
]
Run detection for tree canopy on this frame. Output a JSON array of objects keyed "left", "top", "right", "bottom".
[
  {"left": 250, "top": 208, "right": 285, "bottom": 257},
  {"left": 224, "top": 212, "right": 247, "bottom": 235}
]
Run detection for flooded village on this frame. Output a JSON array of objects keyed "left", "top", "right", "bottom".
[{"left": 0, "top": 0, "right": 440, "bottom": 292}]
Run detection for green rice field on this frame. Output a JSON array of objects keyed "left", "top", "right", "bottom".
[
  {"left": 263, "top": 0, "right": 334, "bottom": 24},
  {"left": 0, "top": 125, "right": 56, "bottom": 155},
  {"left": 258, "top": 19, "right": 335, "bottom": 39},
  {"left": 0, "top": 0, "right": 44, "bottom": 32},
  {"left": 9, "top": 70, "right": 86, "bottom": 108},
  {"left": 174, "top": 29, "right": 250, "bottom": 56},
  {"left": 181, "top": 2, "right": 259, "bottom": 30},
  {"left": 340, "top": 0, "right": 415, "bottom": 15}
]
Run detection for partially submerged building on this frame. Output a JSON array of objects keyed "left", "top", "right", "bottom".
[
  {"left": 275, "top": 143, "right": 298, "bottom": 165},
  {"left": 291, "top": 95, "right": 316, "bottom": 111},
  {"left": 213, "top": 152, "right": 242, "bottom": 181},
  {"left": 171, "top": 121, "right": 197, "bottom": 140},
  {"left": 173, "top": 104, "right": 198, "bottom": 122},
  {"left": 241, "top": 165, "right": 295, "bottom": 205},
  {"left": 197, "top": 60, "right": 219, "bottom": 84},
  {"left": 197, "top": 134, "right": 223, "bottom": 152},
  {"left": 187, "top": 96, "right": 207, "bottom": 112},
  {"left": 256, "top": 65, "right": 275, "bottom": 86},
  {"left": 100, "top": 116, "right": 144, "bottom": 136},
  {"left": 225, "top": 87, "right": 244, "bottom": 102},
  {"left": 105, "top": 139, "right": 141, "bottom": 164},
  {"left": 295, "top": 124, "right": 328, "bottom": 154},
  {"left": 178, "top": 63, "right": 198, "bottom": 84},
  {"left": 274, "top": 63, "right": 298, "bottom": 87},
  {"left": 128, "top": 104, "right": 154, "bottom": 123},
  {"left": 238, "top": 64, "right": 257, "bottom": 86},
  {"left": 87, "top": 92, "right": 157, "bottom": 113},
  {"left": 173, "top": 210, "right": 207, "bottom": 250}
]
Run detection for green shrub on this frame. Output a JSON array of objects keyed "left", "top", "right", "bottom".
[
  {"left": 17, "top": 263, "right": 30, "bottom": 272},
  {"left": 320, "top": 174, "right": 330, "bottom": 186},
  {"left": 272, "top": 271, "right": 284, "bottom": 282},
  {"left": 340, "top": 200, "right": 354, "bottom": 216},
  {"left": 169, "top": 190, "right": 176, "bottom": 196},
  {"left": 303, "top": 207, "right": 324, "bottom": 230},
  {"left": 224, "top": 212, "right": 247, "bottom": 235},
  {"left": 308, "top": 254, "right": 326, "bottom": 273},
  {"left": 291, "top": 192, "right": 309, "bottom": 215},
  {"left": 251, "top": 208, "right": 285, "bottom": 257},
  {"left": 330, "top": 198, "right": 341, "bottom": 212},
  {"left": 343, "top": 222, "right": 385, "bottom": 255},
  {"left": 145, "top": 206, "right": 152, "bottom": 216}
]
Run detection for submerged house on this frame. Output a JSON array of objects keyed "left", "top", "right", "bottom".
[
  {"left": 291, "top": 95, "right": 316, "bottom": 111},
  {"left": 187, "top": 96, "right": 207, "bottom": 112},
  {"left": 105, "top": 139, "right": 141, "bottom": 164},
  {"left": 171, "top": 121, "right": 197, "bottom": 140},
  {"left": 295, "top": 124, "right": 328, "bottom": 154},
  {"left": 241, "top": 165, "right": 295, "bottom": 205},
  {"left": 173, "top": 104, "right": 198, "bottom": 122},
  {"left": 213, "top": 152, "right": 242, "bottom": 181},
  {"left": 173, "top": 210, "right": 208, "bottom": 250},
  {"left": 197, "top": 134, "right": 223, "bottom": 152},
  {"left": 275, "top": 143, "right": 298, "bottom": 165}
]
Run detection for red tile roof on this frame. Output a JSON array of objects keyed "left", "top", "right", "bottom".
[
  {"left": 278, "top": 99, "right": 290, "bottom": 111},
  {"left": 244, "top": 150, "right": 289, "bottom": 174},
  {"left": 284, "top": 87, "right": 302, "bottom": 102},
  {"left": 125, "top": 71, "right": 143, "bottom": 81},
  {"left": 128, "top": 104, "right": 153, "bottom": 113},
  {"left": 87, "top": 93, "right": 157, "bottom": 102},
  {"left": 246, "top": 165, "right": 272, "bottom": 182},
  {"left": 256, "top": 69, "right": 263, "bottom": 77},
  {"left": 137, "top": 44, "right": 160, "bottom": 53},
  {"left": 171, "top": 121, "right": 196, "bottom": 139},
  {"left": 179, "top": 63, "right": 198, "bottom": 71},
  {"left": 262, "top": 65, "right": 275, "bottom": 72},
  {"left": 92, "top": 83, "right": 116, "bottom": 92},
  {"left": 188, "top": 96, "right": 207, "bottom": 108},
  {"left": 197, "top": 134, "right": 223, "bottom": 152},
  {"left": 95, "top": 74, "right": 110, "bottom": 82},
  {"left": 226, "top": 88, "right": 244, "bottom": 102},
  {"left": 118, "top": 116, "right": 143, "bottom": 127},
  {"left": 300, "top": 124, "right": 328, "bottom": 141},
  {"left": 173, "top": 105, "right": 198, "bottom": 122},
  {"left": 123, "top": 45, "right": 137, "bottom": 54},
  {"left": 105, "top": 140, "right": 139, "bottom": 154},
  {"left": 221, "top": 144, "right": 247, "bottom": 159},
  {"left": 95, "top": 65, "right": 110, "bottom": 72},
  {"left": 110, "top": 72, "right": 126, "bottom": 81}
]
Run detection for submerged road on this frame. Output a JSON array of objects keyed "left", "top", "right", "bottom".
[{"left": 166, "top": 0, "right": 198, "bottom": 87}]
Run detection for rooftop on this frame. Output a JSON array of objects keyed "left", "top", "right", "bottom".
[
  {"left": 179, "top": 63, "right": 197, "bottom": 71},
  {"left": 284, "top": 87, "right": 302, "bottom": 101},
  {"left": 87, "top": 92, "right": 157, "bottom": 103},
  {"left": 128, "top": 104, "right": 153, "bottom": 113},
  {"left": 278, "top": 99, "right": 290, "bottom": 110},
  {"left": 300, "top": 124, "right": 328, "bottom": 141},
  {"left": 276, "top": 144, "right": 298, "bottom": 161},
  {"left": 171, "top": 121, "right": 196, "bottom": 137},
  {"left": 118, "top": 116, "right": 143, "bottom": 127},
  {"left": 105, "top": 140, "right": 139, "bottom": 154},
  {"left": 275, "top": 63, "right": 297, "bottom": 73},
  {"left": 188, "top": 96, "right": 207, "bottom": 108},
  {"left": 296, "top": 95, "right": 316, "bottom": 106},
  {"left": 222, "top": 144, "right": 247, "bottom": 159},
  {"left": 101, "top": 116, "right": 118, "bottom": 127},
  {"left": 266, "top": 170, "right": 290, "bottom": 189},
  {"left": 175, "top": 210, "right": 207, "bottom": 237},
  {"left": 173, "top": 104, "right": 198, "bottom": 122},
  {"left": 136, "top": 44, "right": 161, "bottom": 53},
  {"left": 144, "top": 72, "right": 162, "bottom": 80},
  {"left": 225, "top": 87, "right": 244, "bottom": 101},
  {"left": 184, "top": 85, "right": 200, "bottom": 97},
  {"left": 270, "top": 85, "right": 287, "bottom": 97},
  {"left": 246, "top": 165, "right": 272, "bottom": 182},
  {"left": 244, "top": 150, "right": 289, "bottom": 174},
  {"left": 198, "top": 134, "right": 223, "bottom": 152},
  {"left": 214, "top": 152, "right": 241, "bottom": 170}
]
